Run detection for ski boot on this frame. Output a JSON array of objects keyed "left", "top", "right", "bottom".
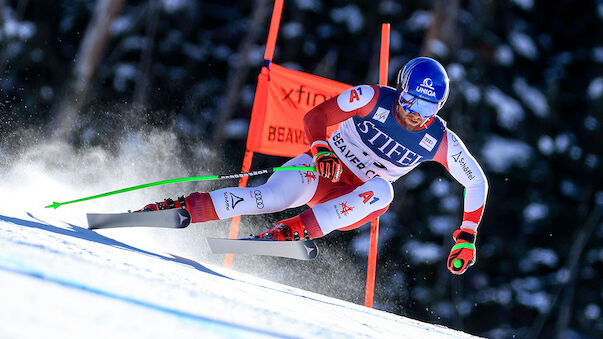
[
  {"left": 134, "top": 192, "right": 219, "bottom": 224},
  {"left": 135, "top": 196, "right": 187, "bottom": 212},
  {"left": 255, "top": 216, "right": 311, "bottom": 241}
]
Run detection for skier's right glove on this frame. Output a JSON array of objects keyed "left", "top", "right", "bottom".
[
  {"left": 447, "top": 228, "right": 477, "bottom": 275},
  {"left": 311, "top": 141, "right": 342, "bottom": 182}
]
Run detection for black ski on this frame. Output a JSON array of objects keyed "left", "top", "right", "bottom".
[
  {"left": 87, "top": 209, "right": 191, "bottom": 229},
  {"left": 206, "top": 238, "right": 318, "bottom": 260}
]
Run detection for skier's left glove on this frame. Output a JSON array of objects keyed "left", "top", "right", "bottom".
[
  {"left": 447, "top": 228, "right": 477, "bottom": 275},
  {"left": 311, "top": 141, "right": 342, "bottom": 182}
]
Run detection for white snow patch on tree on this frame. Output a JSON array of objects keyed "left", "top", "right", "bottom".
[
  {"left": 476, "top": 287, "right": 512, "bottom": 305},
  {"left": 406, "top": 10, "right": 432, "bottom": 31},
  {"left": 555, "top": 134, "right": 571, "bottom": 153},
  {"left": 485, "top": 87, "right": 525, "bottom": 130},
  {"left": 593, "top": 46, "right": 603, "bottom": 62},
  {"left": 511, "top": 277, "right": 550, "bottom": 312},
  {"left": 379, "top": 1, "right": 403, "bottom": 15},
  {"left": 463, "top": 83, "right": 481, "bottom": 105},
  {"left": 295, "top": 0, "right": 322, "bottom": 11},
  {"left": 5, "top": 20, "right": 36, "bottom": 40},
  {"left": 440, "top": 196, "right": 460, "bottom": 213},
  {"left": 403, "top": 170, "right": 425, "bottom": 189},
  {"left": 560, "top": 179, "right": 580, "bottom": 198},
  {"left": 516, "top": 291, "right": 550, "bottom": 313},
  {"left": 428, "top": 216, "right": 455, "bottom": 235},
  {"left": 511, "top": 0, "right": 534, "bottom": 10},
  {"left": 282, "top": 22, "right": 304, "bottom": 38},
  {"left": 113, "top": 63, "right": 138, "bottom": 92},
  {"left": 427, "top": 39, "right": 449, "bottom": 57},
  {"left": 585, "top": 304, "right": 601, "bottom": 320},
  {"left": 523, "top": 203, "right": 549, "bottom": 222},
  {"left": 509, "top": 32, "right": 538, "bottom": 60},
  {"left": 494, "top": 45, "right": 514, "bottom": 66},
  {"left": 389, "top": 30, "right": 403, "bottom": 52},
  {"left": 519, "top": 248, "right": 558, "bottom": 272},
  {"left": 223, "top": 119, "right": 249, "bottom": 140},
  {"left": 429, "top": 179, "right": 451, "bottom": 197},
  {"left": 481, "top": 136, "right": 533, "bottom": 173},
  {"left": 110, "top": 16, "right": 132, "bottom": 35},
  {"left": 330, "top": 5, "right": 364, "bottom": 33},
  {"left": 352, "top": 225, "right": 395, "bottom": 256},
  {"left": 512, "top": 78, "right": 549, "bottom": 117},
  {"left": 537, "top": 135, "right": 554, "bottom": 155},
  {"left": 403, "top": 241, "right": 443, "bottom": 264},
  {"left": 584, "top": 116, "right": 599, "bottom": 131},
  {"left": 569, "top": 146, "right": 583, "bottom": 160},
  {"left": 161, "top": 0, "right": 189, "bottom": 13},
  {"left": 587, "top": 77, "right": 603, "bottom": 99},
  {"left": 447, "top": 63, "right": 465, "bottom": 81}
]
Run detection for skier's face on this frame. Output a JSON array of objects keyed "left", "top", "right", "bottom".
[{"left": 397, "top": 103, "right": 429, "bottom": 130}]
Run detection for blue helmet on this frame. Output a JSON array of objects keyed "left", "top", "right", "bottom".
[{"left": 396, "top": 57, "right": 450, "bottom": 117}]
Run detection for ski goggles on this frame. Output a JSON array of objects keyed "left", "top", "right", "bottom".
[{"left": 398, "top": 91, "right": 440, "bottom": 119}]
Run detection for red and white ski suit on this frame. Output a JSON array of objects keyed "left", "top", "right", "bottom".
[{"left": 190, "top": 85, "right": 488, "bottom": 239}]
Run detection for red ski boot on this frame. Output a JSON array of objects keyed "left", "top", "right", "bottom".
[
  {"left": 134, "top": 192, "right": 219, "bottom": 224},
  {"left": 255, "top": 216, "right": 311, "bottom": 241},
  {"left": 135, "top": 196, "right": 188, "bottom": 212}
]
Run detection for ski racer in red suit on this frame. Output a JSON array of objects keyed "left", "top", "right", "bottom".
[{"left": 138, "top": 57, "right": 488, "bottom": 275}]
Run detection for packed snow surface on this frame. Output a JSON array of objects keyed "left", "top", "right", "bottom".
[{"left": 0, "top": 209, "right": 480, "bottom": 338}]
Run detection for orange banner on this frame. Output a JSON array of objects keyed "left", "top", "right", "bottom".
[{"left": 247, "top": 63, "right": 351, "bottom": 157}]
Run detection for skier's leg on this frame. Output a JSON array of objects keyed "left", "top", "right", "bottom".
[
  {"left": 138, "top": 154, "right": 319, "bottom": 223},
  {"left": 201, "top": 153, "right": 318, "bottom": 220},
  {"left": 256, "top": 177, "right": 394, "bottom": 240}
]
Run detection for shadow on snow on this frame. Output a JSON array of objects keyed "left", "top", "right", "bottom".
[{"left": 0, "top": 212, "right": 229, "bottom": 280}]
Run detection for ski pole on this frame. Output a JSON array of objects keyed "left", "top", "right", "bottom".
[{"left": 45, "top": 166, "right": 316, "bottom": 209}]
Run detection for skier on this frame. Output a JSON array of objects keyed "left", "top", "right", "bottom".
[{"left": 137, "top": 57, "right": 488, "bottom": 275}]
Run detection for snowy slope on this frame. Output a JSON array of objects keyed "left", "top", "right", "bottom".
[{"left": 0, "top": 209, "right": 481, "bottom": 339}]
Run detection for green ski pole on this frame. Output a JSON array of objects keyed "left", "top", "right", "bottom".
[{"left": 45, "top": 166, "right": 316, "bottom": 209}]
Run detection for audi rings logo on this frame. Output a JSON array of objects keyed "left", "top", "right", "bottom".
[{"left": 254, "top": 190, "right": 264, "bottom": 209}]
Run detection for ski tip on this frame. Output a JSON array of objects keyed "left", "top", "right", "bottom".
[
  {"left": 176, "top": 209, "right": 191, "bottom": 228},
  {"left": 302, "top": 240, "right": 319, "bottom": 260},
  {"left": 205, "top": 237, "right": 318, "bottom": 260}
]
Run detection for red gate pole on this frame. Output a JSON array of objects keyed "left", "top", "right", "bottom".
[
  {"left": 364, "top": 23, "right": 390, "bottom": 307},
  {"left": 224, "top": 0, "right": 284, "bottom": 269}
]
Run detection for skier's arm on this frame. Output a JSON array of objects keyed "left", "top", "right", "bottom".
[
  {"left": 304, "top": 85, "right": 379, "bottom": 180},
  {"left": 433, "top": 129, "right": 488, "bottom": 274},
  {"left": 433, "top": 130, "right": 488, "bottom": 230},
  {"left": 303, "top": 85, "right": 379, "bottom": 144}
]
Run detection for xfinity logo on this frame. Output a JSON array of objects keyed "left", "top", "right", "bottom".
[{"left": 416, "top": 77, "right": 437, "bottom": 98}]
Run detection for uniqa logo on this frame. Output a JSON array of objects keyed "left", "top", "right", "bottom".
[{"left": 416, "top": 77, "right": 437, "bottom": 97}]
